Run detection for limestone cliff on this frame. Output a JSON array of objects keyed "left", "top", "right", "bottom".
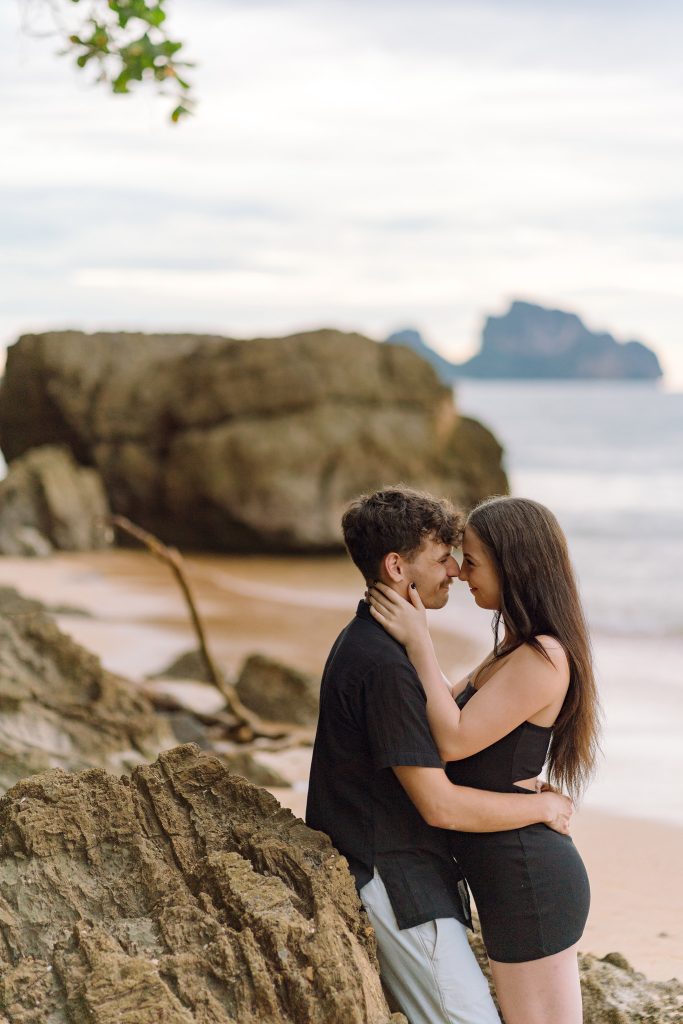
[
  {"left": 388, "top": 303, "right": 663, "bottom": 382},
  {"left": 457, "top": 301, "right": 663, "bottom": 379},
  {"left": 0, "top": 329, "right": 508, "bottom": 552}
]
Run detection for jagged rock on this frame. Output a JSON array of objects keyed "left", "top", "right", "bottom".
[
  {"left": 467, "top": 927, "right": 683, "bottom": 1023},
  {"left": 0, "top": 587, "right": 173, "bottom": 795},
  {"left": 0, "top": 444, "right": 111, "bottom": 555},
  {"left": 236, "top": 654, "right": 320, "bottom": 726},
  {"left": 0, "top": 744, "right": 404, "bottom": 1024},
  {"left": 0, "top": 330, "right": 508, "bottom": 551}
]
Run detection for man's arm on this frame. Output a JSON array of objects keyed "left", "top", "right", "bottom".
[{"left": 394, "top": 766, "right": 573, "bottom": 834}]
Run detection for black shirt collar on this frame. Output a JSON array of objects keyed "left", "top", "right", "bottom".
[{"left": 355, "top": 598, "right": 406, "bottom": 648}]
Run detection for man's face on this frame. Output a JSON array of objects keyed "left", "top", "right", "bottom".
[{"left": 402, "top": 536, "right": 460, "bottom": 610}]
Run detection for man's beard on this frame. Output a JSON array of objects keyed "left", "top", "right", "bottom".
[{"left": 425, "top": 584, "right": 451, "bottom": 610}]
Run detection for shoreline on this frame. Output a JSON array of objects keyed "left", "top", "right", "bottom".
[{"left": 0, "top": 549, "right": 680, "bottom": 981}]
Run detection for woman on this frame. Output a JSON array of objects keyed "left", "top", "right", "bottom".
[{"left": 368, "top": 495, "right": 600, "bottom": 1024}]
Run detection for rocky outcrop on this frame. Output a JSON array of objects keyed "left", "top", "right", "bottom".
[
  {"left": 388, "top": 305, "right": 664, "bottom": 382},
  {"left": 0, "top": 744, "right": 403, "bottom": 1024},
  {"left": 0, "top": 587, "right": 173, "bottom": 796},
  {"left": 456, "top": 301, "right": 663, "bottom": 379},
  {"left": 0, "top": 330, "right": 508, "bottom": 552},
  {"left": 0, "top": 444, "right": 111, "bottom": 555},
  {"left": 235, "top": 654, "right": 320, "bottom": 726}
]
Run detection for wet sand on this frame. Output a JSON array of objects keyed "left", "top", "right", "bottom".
[{"left": 0, "top": 549, "right": 680, "bottom": 981}]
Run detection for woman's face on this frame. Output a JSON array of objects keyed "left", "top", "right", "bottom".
[{"left": 458, "top": 524, "right": 501, "bottom": 610}]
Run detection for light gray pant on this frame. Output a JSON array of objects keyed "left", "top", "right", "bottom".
[{"left": 359, "top": 872, "right": 500, "bottom": 1024}]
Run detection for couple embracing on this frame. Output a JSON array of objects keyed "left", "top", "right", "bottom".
[{"left": 306, "top": 486, "right": 599, "bottom": 1024}]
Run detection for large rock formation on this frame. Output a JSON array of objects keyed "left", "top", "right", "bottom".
[
  {"left": 0, "top": 744, "right": 403, "bottom": 1024},
  {"left": 455, "top": 301, "right": 663, "bottom": 379},
  {"left": 0, "top": 587, "right": 173, "bottom": 796},
  {"left": 0, "top": 444, "right": 111, "bottom": 556},
  {"left": 387, "top": 304, "right": 663, "bottom": 382},
  {"left": 0, "top": 330, "right": 508, "bottom": 552}
]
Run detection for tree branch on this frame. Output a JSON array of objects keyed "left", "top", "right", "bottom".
[{"left": 109, "top": 515, "right": 298, "bottom": 743}]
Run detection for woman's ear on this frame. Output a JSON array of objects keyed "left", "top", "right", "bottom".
[{"left": 382, "top": 551, "right": 404, "bottom": 583}]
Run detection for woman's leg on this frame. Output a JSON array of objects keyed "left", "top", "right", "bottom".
[{"left": 488, "top": 943, "right": 582, "bottom": 1024}]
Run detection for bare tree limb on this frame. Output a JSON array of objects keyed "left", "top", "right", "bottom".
[{"left": 109, "top": 515, "right": 294, "bottom": 742}]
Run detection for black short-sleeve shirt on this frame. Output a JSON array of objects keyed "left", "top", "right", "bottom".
[{"left": 306, "top": 601, "right": 471, "bottom": 930}]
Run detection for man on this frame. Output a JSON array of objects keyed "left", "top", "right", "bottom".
[{"left": 306, "top": 486, "right": 573, "bottom": 1024}]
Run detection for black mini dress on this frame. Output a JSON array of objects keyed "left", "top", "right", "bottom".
[{"left": 446, "top": 683, "right": 590, "bottom": 963}]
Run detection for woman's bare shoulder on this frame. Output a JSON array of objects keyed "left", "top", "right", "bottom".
[{"left": 504, "top": 636, "right": 570, "bottom": 688}]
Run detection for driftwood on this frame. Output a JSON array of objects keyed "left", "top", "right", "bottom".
[{"left": 110, "top": 515, "right": 310, "bottom": 745}]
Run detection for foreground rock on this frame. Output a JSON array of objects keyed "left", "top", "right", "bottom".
[
  {"left": 0, "top": 588, "right": 173, "bottom": 795},
  {"left": 0, "top": 744, "right": 403, "bottom": 1024},
  {"left": 0, "top": 329, "right": 508, "bottom": 551},
  {"left": 0, "top": 444, "right": 111, "bottom": 555}
]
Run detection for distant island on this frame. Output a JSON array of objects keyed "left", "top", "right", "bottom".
[{"left": 387, "top": 301, "right": 663, "bottom": 382}]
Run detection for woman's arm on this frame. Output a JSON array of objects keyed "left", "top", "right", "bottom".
[
  {"left": 368, "top": 583, "right": 569, "bottom": 761},
  {"left": 449, "top": 651, "right": 494, "bottom": 698},
  {"left": 367, "top": 583, "right": 465, "bottom": 753}
]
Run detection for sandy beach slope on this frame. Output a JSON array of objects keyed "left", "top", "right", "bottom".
[{"left": 0, "top": 549, "right": 679, "bottom": 982}]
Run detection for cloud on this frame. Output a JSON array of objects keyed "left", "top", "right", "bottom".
[{"left": 1, "top": 0, "right": 683, "bottom": 384}]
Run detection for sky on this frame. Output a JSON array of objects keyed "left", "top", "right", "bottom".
[{"left": 3, "top": 0, "right": 683, "bottom": 385}]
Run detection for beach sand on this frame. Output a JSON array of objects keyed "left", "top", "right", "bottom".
[{"left": 0, "top": 549, "right": 680, "bottom": 982}]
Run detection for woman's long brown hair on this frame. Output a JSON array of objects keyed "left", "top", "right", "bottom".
[{"left": 468, "top": 496, "right": 601, "bottom": 800}]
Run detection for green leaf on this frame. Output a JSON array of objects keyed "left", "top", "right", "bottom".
[
  {"left": 54, "top": 0, "right": 196, "bottom": 124},
  {"left": 171, "top": 103, "right": 189, "bottom": 123},
  {"left": 112, "top": 70, "right": 131, "bottom": 93}
]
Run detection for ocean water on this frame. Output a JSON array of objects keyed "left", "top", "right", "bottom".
[
  {"left": 454, "top": 381, "right": 683, "bottom": 825},
  {"left": 455, "top": 381, "right": 683, "bottom": 641}
]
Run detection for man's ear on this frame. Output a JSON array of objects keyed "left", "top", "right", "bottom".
[{"left": 381, "top": 551, "right": 405, "bottom": 583}]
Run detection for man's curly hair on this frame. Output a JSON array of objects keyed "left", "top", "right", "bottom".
[{"left": 342, "top": 485, "right": 464, "bottom": 582}]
